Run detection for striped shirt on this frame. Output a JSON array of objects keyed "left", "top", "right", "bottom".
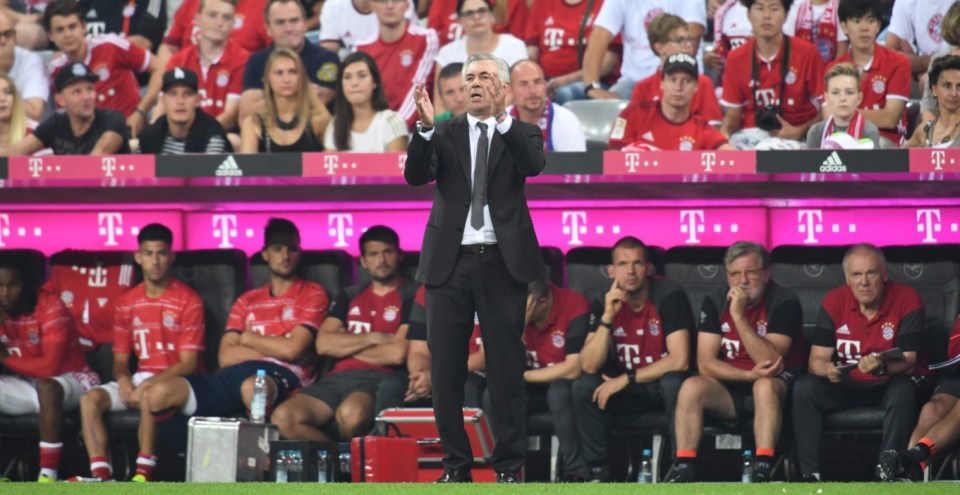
[{"left": 160, "top": 134, "right": 227, "bottom": 154}]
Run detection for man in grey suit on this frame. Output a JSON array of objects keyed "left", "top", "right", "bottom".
[{"left": 404, "top": 53, "right": 546, "bottom": 483}]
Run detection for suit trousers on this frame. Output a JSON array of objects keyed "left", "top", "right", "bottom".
[{"left": 426, "top": 248, "right": 527, "bottom": 472}]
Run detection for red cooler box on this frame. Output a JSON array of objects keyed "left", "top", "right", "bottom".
[{"left": 350, "top": 436, "right": 419, "bottom": 482}]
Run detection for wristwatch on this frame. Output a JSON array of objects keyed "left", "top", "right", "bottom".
[
  {"left": 584, "top": 81, "right": 602, "bottom": 96},
  {"left": 415, "top": 120, "right": 433, "bottom": 133}
]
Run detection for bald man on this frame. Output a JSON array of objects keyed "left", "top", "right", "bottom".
[{"left": 507, "top": 60, "right": 586, "bottom": 152}]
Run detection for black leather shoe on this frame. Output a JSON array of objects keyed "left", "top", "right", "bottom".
[
  {"left": 435, "top": 469, "right": 472, "bottom": 483},
  {"left": 496, "top": 470, "right": 521, "bottom": 483}
]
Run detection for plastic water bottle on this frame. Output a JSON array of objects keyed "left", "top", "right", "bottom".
[
  {"left": 742, "top": 449, "right": 754, "bottom": 483},
  {"left": 339, "top": 451, "right": 352, "bottom": 479},
  {"left": 317, "top": 450, "right": 329, "bottom": 483},
  {"left": 637, "top": 448, "right": 653, "bottom": 483},
  {"left": 288, "top": 450, "right": 303, "bottom": 481},
  {"left": 275, "top": 450, "right": 289, "bottom": 483},
  {"left": 250, "top": 369, "right": 267, "bottom": 423}
]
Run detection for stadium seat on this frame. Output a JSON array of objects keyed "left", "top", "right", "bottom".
[
  {"left": 906, "top": 100, "right": 922, "bottom": 139},
  {"left": 563, "top": 100, "right": 628, "bottom": 152},
  {"left": 663, "top": 246, "right": 729, "bottom": 321},
  {"left": 566, "top": 245, "right": 666, "bottom": 298},
  {"left": 769, "top": 245, "right": 848, "bottom": 345},
  {"left": 356, "top": 251, "right": 420, "bottom": 285}
]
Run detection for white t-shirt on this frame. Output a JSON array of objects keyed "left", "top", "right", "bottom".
[
  {"left": 717, "top": 0, "right": 753, "bottom": 50},
  {"left": 319, "top": 0, "right": 417, "bottom": 52},
  {"left": 783, "top": 1, "right": 848, "bottom": 43},
  {"left": 434, "top": 33, "right": 529, "bottom": 69},
  {"left": 593, "top": 0, "right": 706, "bottom": 81},
  {"left": 888, "top": 0, "right": 952, "bottom": 56},
  {"left": 323, "top": 109, "right": 408, "bottom": 152},
  {"left": 505, "top": 102, "right": 586, "bottom": 151},
  {"left": 10, "top": 47, "right": 50, "bottom": 104}
]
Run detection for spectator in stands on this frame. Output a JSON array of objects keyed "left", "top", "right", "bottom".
[
  {"left": 429, "top": 0, "right": 529, "bottom": 47},
  {"left": 0, "top": 73, "right": 30, "bottom": 151},
  {"left": 79, "top": 0, "right": 167, "bottom": 51},
  {"left": 669, "top": 241, "right": 804, "bottom": 483},
  {"left": 1, "top": 3, "right": 49, "bottom": 50},
  {"left": 434, "top": 62, "right": 467, "bottom": 122},
  {"left": 904, "top": 55, "right": 960, "bottom": 148},
  {"left": 433, "top": 0, "right": 527, "bottom": 114},
  {"left": 720, "top": 0, "right": 825, "bottom": 141},
  {"left": 523, "top": 0, "right": 614, "bottom": 105},
  {"left": 0, "top": 10, "right": 49, "bottom": 121},
  {"left": 239, "top": 0, "right": 339, "bottom": 125},
  {"left": 629, "top": 13, "right": 723, "bottom": 128},
  {"left": 323, "top": 51, "right": 408, "bottom": 152},
  {"left": 581, "top": 0, "right": 705, "bottom": 101},
  {"left": 44, "top": 0, "right": 163, "bottom": 135},
  {"left": 2, "top": 62, "right": 131, "bottom": 155},
  {"left": 806, "top": 63, "right": 881, "bottom": 148},
  {"left": 831, "top": 0, "right": 910, "bottom": 146},
  {"left": 356, "top": 0, "right": 439, "bottom": 129},
  {"left": 784, "top": 0, "right": 848, "bottom": 64},
  {"left": 878, "top": 315, "right": 960, "bottom": 482},
  {"left": 160, "top": 0, "right": 248, "bottom": 132},
  {"left": 793, "top": 244, "right": 925, "bottom": 482},
  {"left": 138, "top": 67, "right": 232, "bottom": 154},
  {"left": 240, "top": 49, "right": 331, "bottom": 152},
  {"left": 920, "top": 1, "right": 960, "bottom": 123},
  {"left": 146, "top": 218, "right": 327, "bottom": 448},
  {"left": 272, "top": 226, "right": 417, "bottom": 441},
  {"left": 373, "top": 285, "right": 486, "bottom": 412},
  {"left": 574, "top": 236, "right": 692, "bottom": 482},
  {"left": 706, "top": 0, "right": 752, "bottom": 79},
  {"left": 159, "top": 0, "right": 269, "bottom": 60},
  {"left": 0, "top": 254, "right": 101, "bottom": 482},
  {"left": 608, "top": 54, "right": 733, "bottom": 151},
  {"left": 886, "top": 0, "right": 953, "bottom": 78},
  {"left": 319, "top": 0, "right": 417, "bottom": 54},
  {"left": 73, "top": 224, "right": 204, "bottom": 483},
  {"left": 507, "top": 60, "right": 586, "bottom": 151}
]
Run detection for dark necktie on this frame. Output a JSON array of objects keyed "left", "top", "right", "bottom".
[{"left": 471, "top": 122, "right": 488, "bottom": 230}]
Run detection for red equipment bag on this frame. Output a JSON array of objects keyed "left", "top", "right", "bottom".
[{"left": 349, "top": 436, "right": 419, "bottom": 483}]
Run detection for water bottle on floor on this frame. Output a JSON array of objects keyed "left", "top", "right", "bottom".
[
  {"left": 317, "top": 450, "right": 328, "bottom": 483},
  {"left": 637, "top": 448, "right": 653, "bottom": 483},
  {"left": 250, "top": 369, "right": 268, "bottom": 423},
  {"left": 742, "top": 449, "right": 754, "bottom": 483}
]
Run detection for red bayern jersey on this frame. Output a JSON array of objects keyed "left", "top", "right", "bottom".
[
  {"left": 226, "top": 279, "right": 329, "bottom": 386},
  {"left": 112, "top": 279, "right": 206, "bottom": 374},
  {"left": 42, "top": 254, "right": 136, "bottom": 348},
  {"left": 523, "top": 284, "right": 590, "bottom": 369},
  {"left": 428, "top": 0, "right": 529, "bottom": 46},
  {"left": 163, "top": 0, "right": 270, "bottom": 53},
  {"left": 814, "top": 281, "right": 925, "bottom": 383},
  {"left": 721, "top": 36, "right": 825, "bottom": 128},
  {"left": 524, "top": 0, "right": 605, "bottom": 79},
  {"left": 699, "top": 281, "right": 805, "bottom": 373},
  {"left": 356, "top": 24, "right": 439, "bottom": 128},
  {"left": 628, "top": 71, "right": 723, "bottom": 126},
  {"left": 327, "top": 281, "right": 416, "bottom": 375},
  {"left": 50, "top": 34, "right": 151, "bottom": 117},
  {"left": 166, "top": 40, "right": 249, "bottom": 118},
  {"left": 0, "top": 291, "right": 91, "bottom": 377},
  {"left": 608, "top": 101, "right": 729, "bottom": 151},
  {"left": 830, "top": 44, "right": 911, "bottom": 145}
]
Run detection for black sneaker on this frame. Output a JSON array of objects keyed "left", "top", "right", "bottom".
[
  {"left": 754, "top": 459, "right": 773, "bottom": 482},
  {"left": 878, "top": 450, "right": 921, "bottom": 482},
  {"left": 587, "top": 465, "right": 611, "bottom": 483},
  {"left": 663, "top": 462, "right": 695, "bottom": 483},
  {"left": 799, "top": 474, "right": 819, "bottom": 483}
]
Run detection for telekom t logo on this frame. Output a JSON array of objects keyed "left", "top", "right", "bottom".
[
  {"left": 324, "top": 155, "right": 339, "bottom": 175},
  {"left": 680, "top": 210, "right": 704, "bottom": 244},
  {"left": 213, "top": 215, "right": 238, "bottom": 248},
  {"left": 701, "top": 152, "right": 716, "bottom": 172},
  {"left": 543, "top": 28, "right": 564, "bottom": 49},
  {"left": 102, "top": 157, "right": 117, "bottom": 177},
  {"left": 798, "top": 210, "right": 823, "bottom": 244},
  {"left": 328, "top": 214, "right": 354, "bottom": 247},
  {"left": 561, "top": 211, "right": 587, "bottom": 246},
  {"left": 132, "top": 329, "right": 151, "bottom": 359},
  {"left": 917, "top": 209, "right": 941, "bottom": 243},
  {"left": 0, "top": 214, "right": 9, "bottom": 247},
  {"left": 29, "top": 157, "right": 43, "bottom": 178},
  {"left": 931, "top": 150, "right": 946, "bottom": 171},
  {"left": 624, "top": 153, "right": 640, "bottom": 173},
  {"left": 98, "top": 213, "right": 123, "bottom": 246},
  {"left": 836, "top": 339, "right": 862, "bottom": 361}
]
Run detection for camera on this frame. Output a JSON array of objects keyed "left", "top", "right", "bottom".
[{"left": 755, "top": 106, "right": 782, "bottom": 132}]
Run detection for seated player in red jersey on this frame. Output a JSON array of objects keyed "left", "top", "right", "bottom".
[
  {"left": 145, "top": 219, "right": 327, "bottom": 447},
  {"left": 71, "top": 224, "right": 205, "bottom": 482},
  {"left": 574, "top": 236, "right": 693, "bottom": 482},
  {"left": 0, "top": 254, "right": 101, "bottom": 482},
  {"left": 373, "top": 284, "right": 486, "bottom": 413},
  {"left": 609, "top": 53, "right": 734, "bottom": 151},
  {"left": 880, "top": 315, "right": 960, "bottom": 481},
  {"left": 628, "top": 14, "right": 723, "bottom": 127},
  {"left": 793, "top": 244, "right": 926, "bottom": 482},
  {"left": 669, "top": 241, "right": 804, "bottom": 483},
  {"left": 272, "top": 226, "right": 418, "bottom": 441}
]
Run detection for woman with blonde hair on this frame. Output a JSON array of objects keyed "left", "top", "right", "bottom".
[
  {"left": 0, "top": 72, "right": 30, "bottom": 151},
  {"left": 240, "top": 48, "right": 331, "bottom": 153}
]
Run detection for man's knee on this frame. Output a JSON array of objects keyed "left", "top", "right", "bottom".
[
  {"left": 80, "top": 389, "right": 109, "bottom": 416},
  {"left": 792, "top": 374, "right": 821, "bottom": 404},
  {"left": 676, "top": 376, "right": 711, "bottom": 407},
  {"left": 546, "top": 380, "right": 573, "bottom": 410},
  {"left": 752, "top": 377, "right": 784, "bottom": 405},
  {"left": 572, "top": 374, "right": 600, "bottom": 403},
  {"left": 271, "top": 401, "right": 300, "bottom": 438},
  {"left": 336, "top": 399, "right": 374, "bottom": 438},
  {"left": 884, "top": 375, "right": 917, "bottom": 410},
  {"left": 145, "top": 378, "right": 184, "bottom": 411},
  {"left": 35, "top": 378, "right": 65, "bottom": 406}
]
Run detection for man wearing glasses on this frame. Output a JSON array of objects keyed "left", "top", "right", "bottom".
[
  {"left": 668, "top": 241, "right": 804, "bottom": 482},
  {"left": 0, "top": 10, "right": 50, "bottom": 121},
  {"left": 792, "top": 243, "right": 926, "bottom": 482}
]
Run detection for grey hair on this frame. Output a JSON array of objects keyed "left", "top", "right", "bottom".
[
  {"left": 842, "top": 243, "right": 887, "bottom": 274},
  {"left": 724, "top": 241, "right": 769, "bottom": 269},
  {"left": 463, "top": 53, "right": 510, "bottom": 83}
]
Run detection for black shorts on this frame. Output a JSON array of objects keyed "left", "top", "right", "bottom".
[
  {"left": 721, "top": 371, "right": 795, "bottom": 423},
  {"left": 184, "top": 361, "right": 302, "bottom": 417},
  {"left": 933, "top": 373, "right": 960, "bottom": 399},
  {"left": 301, "top": 369, "right": 386, "bottom": 410}
]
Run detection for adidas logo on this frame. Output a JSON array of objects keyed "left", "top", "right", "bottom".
[
  {"left": 837, "top": 324, "right": 850, "bottom": 335},
  {"left": 216, "top": 155, "right": 243, "bottom": 177},
  {"left": 642, "top": 131, "right": 655, "bottom": 142},
  {"left": 349, "top": 306, "right": 361, "bottom": 316},
  {"left": 545, "top": 16, "right": 554, "bottom": 25},
  {"left": 612, "top": 327, "right": 627, "bottom": 337},
  {"left": 820, "top": 151, "right": 847, "bottom": 172},
  {"left": 133, "top": 317, "right": 143, "bottom": 326}
]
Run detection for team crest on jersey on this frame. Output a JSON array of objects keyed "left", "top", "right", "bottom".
[
  {"left": 94, "top": 64, "right": 110, "bottom": 82},
  {"left": 882, "top": 322, "right": 895, "bottom": 340},
  {"left": 721, "top": 322, "right": 731, "bottom": 333},
  {"left": 756, "top": 320, "right": 768, "bottom": 336},
  {"left": 552, "top": 331, "right": 565, "bottom": 348},
  {"left": 216, "top": 70, "right": 229, "bottom": 88},
  {"left": 28, "top": 330, "right": 40, "bottom": 345},
  {"left": 234, "top": 15, "right": 245, "bottom": 29},
  {"left": 649, "top": 319, "right": 661, "bottom": 336},
  {"left": 349, "top": 306, "right": 361, "bottom": 316},
  {"left": 61, "top": 290, "right": 75, "bottom": 306},
  {"left": 785, "top": 69, "right": 797, "bottom": 85},
  {"left": 163, "top": 312, "right": 175, "bottom": 328},
  {"left": 400, "top": 50, "right": 414, "bottom": 67},
  {"left": 929, "top": 14, "right": 944, "bottom": 43},
  {"left": 282, "top": 307, "right": 294, "bottom": 321},
  {"left": 871, "top": 76, "right": 886, "bottom": 94},
  {"left": 643, "top": 8, "right": 665, "bottom": 29},
  {"left": 383, "top": 306, "right": 399, "bottom": 322},
  {"left": 317, "top": 63, "right": 338, "bottom": 83},
  {"left": 678, "top": 137, "right": 695, "bottom": 151}
]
